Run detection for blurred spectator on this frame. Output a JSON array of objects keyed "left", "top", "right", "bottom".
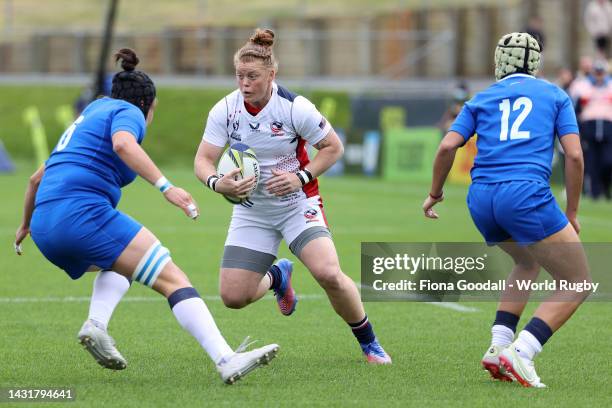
[
  {"left": 437, "top": 81, "right": 470, "bottom": 136},
  {"left": 525, "top": 15, "right": 545, "bottom": 51},
  {"left": 584, "top": 0, "right": 612, "bottom": 59},
  {"left": 569, "top": 56, "right": 594, "bottom": 108},
  {"left": 577, "top": 55, "right": 594, "bottom": 79},
  {"left": 570, "top": 59, "right": 612, "bottom": 199},
  {"left": 555, "top": 67, "right": 574, "bottom": 94}
]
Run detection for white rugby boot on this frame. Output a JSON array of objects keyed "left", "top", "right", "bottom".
[
  {"left": 216, "top": 337, "right": 279, "bottom": 384},
  {"left": 481, "top": 345, "right": 513, "bottom": 382},
  {"left": 77, "top": 319, "right": 127, "bottom": 370},
  {"left": 499, "top": 346, "right": 546, "bottom": 388}
]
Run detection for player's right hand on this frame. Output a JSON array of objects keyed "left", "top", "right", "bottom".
[
  {"left": 163, "top": 186, "right": 199, "bottom": 219},
  {"left": 14, "top": 224, "right": 29, "bottom": 255},
  {"left": 214, "top": 168, "right": 255, "bottom": 198},
  {"left": 567, "top": 213, "right": 581, "bottom": 234},
  {"left": 422, "top": 193, "right": 444, "bottom": 219}
]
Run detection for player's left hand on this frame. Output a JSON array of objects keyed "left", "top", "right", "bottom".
[
  {"left": 266, "top": 169, "right": 302, "bottom": 196},
  {"left": 422, "top": 193, "right": 444, "bottom": 219},
  {"left": 14, "top": 224, "right": 29, "bottom": 255},
  {"left": 163, "top": 186, "right": 200, "bottom": 220}
]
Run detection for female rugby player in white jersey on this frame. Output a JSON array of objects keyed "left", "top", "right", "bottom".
[{"left": 194, "top": 28, "right": 390, "bottom": 364}]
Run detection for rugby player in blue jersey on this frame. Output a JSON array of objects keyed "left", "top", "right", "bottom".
[
  {"left": 423, "top": 33, "right": 591, "bottom": 387},
  {"left": 15, "top": 48, "right": 278, "bottom": 384}
]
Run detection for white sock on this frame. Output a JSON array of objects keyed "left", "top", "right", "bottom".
[
  {"left": 491, "top": 324, "right": 514, "bottom": 347},
  {"left": 171, "top": 297, "right": 233, "bottom": 364},
  {"left": 513, "top": 330, "right": 543, "bottom": 360},
  {"left": 87, "top": 270, "right": 130, "bottom": 329}
]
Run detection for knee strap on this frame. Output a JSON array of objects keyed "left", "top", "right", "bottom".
[{"left": 133, "top": 241, "right": 171, "bottom": 287}]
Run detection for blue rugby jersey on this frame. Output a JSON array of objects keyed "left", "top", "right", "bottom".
[
  {"left": 450, "top": 74, "right": 579, "bottom": 184},
  {"left": 36, "top": 97, "right": 146, "bottom": 208}
]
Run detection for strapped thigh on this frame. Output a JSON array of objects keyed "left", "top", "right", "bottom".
[
  {"left": 288, "top": 226, "right": 332, "bottom": 257},
  {"left": 133, "top": 240, "right": 171, "bottom": 286},
  {"left": 221, "top": 245, "right": 276, "bottom": 274}
]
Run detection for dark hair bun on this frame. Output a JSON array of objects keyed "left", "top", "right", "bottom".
[
  {"left": 250, "top": 29, "right": 274, "bottom": 47},
  {"left": 114, "top": 48, "right": 139, "bottom": 71}
]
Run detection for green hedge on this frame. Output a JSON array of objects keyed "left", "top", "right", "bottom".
[{"left": 0, "top": 85, "right": 351, "bottom": 165}]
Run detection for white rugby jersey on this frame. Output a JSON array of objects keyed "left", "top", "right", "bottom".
[{"left": 202, "top": 82, "right": 332, "bottom": 208}]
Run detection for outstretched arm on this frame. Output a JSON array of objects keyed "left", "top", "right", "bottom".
[
  {"left": 112, "top": 131, "right": 198, "bottom": 219},
  {"left": 15, "top": 165, "right": 45, "bottom": 254},
  {"left": 422, "top": 131, "right": 465, "bottom": 218},
  {"left": 113, "top": 131, "right": 165, "bottom": 184}
]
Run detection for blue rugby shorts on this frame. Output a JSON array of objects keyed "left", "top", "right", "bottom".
[
  {"left": 30, "top": 199, "right": 142, "bottom": 279},
  {"left": 467, "top": 181, "right": 568, "bottom": 245}
]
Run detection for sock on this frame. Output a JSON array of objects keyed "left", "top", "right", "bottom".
[
  {"left": 349, "top": 315, "right": 375, "bottom": 345},
  {"left": 491, "top": 325, "right": 514, "bottom": 347},
  {"left": 168, "top": 287, "right": 233, "bottom": 364},
  {"left": 511, "top": 317, "right": 553, "bottom": 361},
  {"left": 490, "top": 310, "right": 520, "bottom": 347},
  {"left": 267, "top": 265, "right": 282, "bottom": 291},
  {"left": 513, "top": 330, "right": 543, "bottom": 361},
  {"left": 524, "top": 317, "right": 553, "bottom": 346},
  {"left": 87, "top": 270, "right": 131, "bottom": 330}
]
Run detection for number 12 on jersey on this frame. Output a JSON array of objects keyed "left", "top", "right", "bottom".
[{"left": 499, "top": 97, "right": 532, "bottom": 141}]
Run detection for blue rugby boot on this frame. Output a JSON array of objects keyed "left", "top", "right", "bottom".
[
  {"left": 272, "top": 259, "right": 298, "bottom": 316},
  {"left": 360, "top": 338, "right": 392, "bottom": 365}
]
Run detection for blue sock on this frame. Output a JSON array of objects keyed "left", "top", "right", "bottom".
[
  {"left": 267, "top": 265, "right": 282, "bottom": 291},
  {"left": 524, "top": 317, "right": 553, "bottom": 346},
  {"left": 493, "top": 310, "right": 520, "bottom": 332},
  {"left": 349, "top": 315, "right": 375, "bottom": 345},
  {"left": 167, "top": 287, "right": 200, "bottom": 309}
]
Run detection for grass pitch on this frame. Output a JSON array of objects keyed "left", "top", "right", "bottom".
[{"left": 1, "top": 165, "right": 611, "bottom": 407}]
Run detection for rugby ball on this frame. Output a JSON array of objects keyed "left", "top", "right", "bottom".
[{"left": 216, "top": 143, "right": 260, "bottom": 204}]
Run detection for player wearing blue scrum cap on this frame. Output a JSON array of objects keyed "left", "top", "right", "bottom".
[
  {"left": 15, "top": 48, "right": 278, "bottom": 384},
  {"left": 423, "top": 32, "right": 591, "bottom": 388}
]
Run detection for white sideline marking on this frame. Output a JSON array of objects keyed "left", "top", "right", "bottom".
[
  {"left": 357, "top": 281, "right": 479, "bottom": 313},
  {"left": 426, "top": 302, "right": 479, "bottom": 313},
  {"left": 0, "top": 281, "right": 479, "bottom": 312},
  {"left": 0, "top": 294, "right": 479, "bottom": 312}
]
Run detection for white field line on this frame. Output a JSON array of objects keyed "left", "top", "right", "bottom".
[
  {"left": 425, "top": 302, "right": 479, "bottom": 312},
  {"left": 1, "top": 282, "right": 479, "bottom": 312},
  {"left": 0, "top": 293, "right": 479, "bottom": 312},
  {"left": 357, "top": 281, "right": 479, "bottom": 313}
]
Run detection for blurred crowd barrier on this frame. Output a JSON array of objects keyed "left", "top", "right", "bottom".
[{"left": 0, "top": 0, "right": 595, "bottom": 79}]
